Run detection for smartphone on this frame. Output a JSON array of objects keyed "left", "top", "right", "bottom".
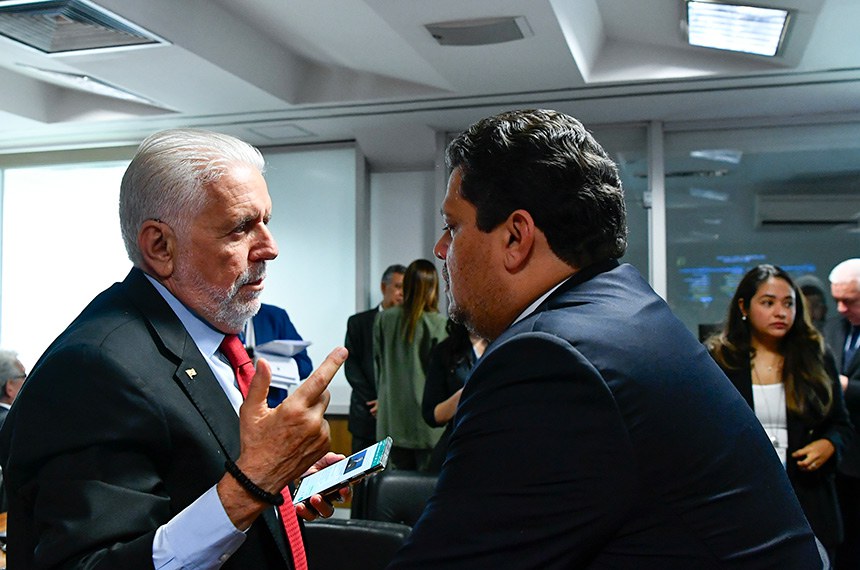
[{"left": 292, "top": 436, "right": 392, "bottom": 506}]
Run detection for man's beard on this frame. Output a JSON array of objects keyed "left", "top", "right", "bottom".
[{"left": 177, "top": 259, "right": 266, "bottom": 332}]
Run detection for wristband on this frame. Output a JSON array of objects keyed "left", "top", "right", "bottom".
[{"left": 224, "top": 459, "right": 285, "bottom": 506}]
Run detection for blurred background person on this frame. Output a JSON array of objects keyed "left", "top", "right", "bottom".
[
  {"left": 242, "top": 302, "right": 313, "bottom": 407},
  {"left": 344, "top": 263, "right": 405, "bottom": 517},
  {"left": 824, "top": 258, "right": 860, "bottom": 570},
  {"left": 344, "top": 264, "right": 405, "bottom": 455},
  {"left": 422, "top": 319, "right": 486, "bottom": 473},
  {"left": 797, "top": 274, "right": 829, "bottom": 332},
  {"left": 706, "top": 264, "right": 853, "bottom": 564},
  {"left": 0, "top": 350, "right": 26, "bottom": 429},
  {"left": 374, "top": 259, "right": 447, "bottom": 471}
]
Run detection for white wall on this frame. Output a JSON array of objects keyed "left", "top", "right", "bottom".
[
  {"left": 367, "top": 169, "right": 438, "bottom": 308},
  {"left": 259, "top": 145, "right": 359, "bottom": 415}
]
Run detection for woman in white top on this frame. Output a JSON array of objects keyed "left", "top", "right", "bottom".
[{"left": 706, "top": 264, "right": 853, "bottom": 563}]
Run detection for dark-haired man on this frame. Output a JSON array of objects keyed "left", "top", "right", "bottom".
[{"left": 388, "top": 109, "right": 825, "bottom": 569}]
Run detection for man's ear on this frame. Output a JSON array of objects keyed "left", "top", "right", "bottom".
[
  {"left": 138, "top": 220, "right": 176, "bottom": 279},
  {"left": 502, "top": 209, "right": 536, "bottom": 272}
]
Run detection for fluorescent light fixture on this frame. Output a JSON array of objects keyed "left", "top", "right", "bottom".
[
  {"left": 690, "top": 149, "right": 743, "bottom": 164},
  {"left": 689, "top": 187, "right": 729, "bottom": 202},
  {"left": 16, "top": 63, "right": 157, "bottom": 105},
  {"left": 686, "top": 1, "right": 789, "bottom": 57}
]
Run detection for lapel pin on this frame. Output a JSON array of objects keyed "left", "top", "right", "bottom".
[{"left": 185, "top": 368, "right": 197, "bottom": 379}]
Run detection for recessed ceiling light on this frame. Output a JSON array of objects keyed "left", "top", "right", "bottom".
[{"left": 686, "top": 1, "right": 789, "bottom": 57}]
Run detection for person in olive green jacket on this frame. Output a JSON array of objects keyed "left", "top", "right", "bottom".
[{"left": 374, "top": 259, "right": 448, "bottom": 471}]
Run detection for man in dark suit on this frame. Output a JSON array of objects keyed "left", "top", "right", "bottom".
[
  {"left": 825, "top": 258, "right": 860, "bottom": 569},
  {"left": 0, "top": 129, "right": 347, "bottom": 568},
  {"left": 388, "top": 109, "right": 825, "bottom": 568},
  {"left": 344, "top": 264, "right": 404, "bottom": 518},
  {"left": 344, "top": 264, "right": 405, "bottom": 454}
]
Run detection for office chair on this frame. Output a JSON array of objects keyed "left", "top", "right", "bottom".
[
  {"left": 360, "top": 470, "right": 438, "bottom": 527},
  {"left": 303, "top": 518, "right": 411, "bottom": 570}
]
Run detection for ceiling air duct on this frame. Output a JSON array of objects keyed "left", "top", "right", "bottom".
[{"left": 0, "top": 0, "right": 165, "bottom": 54}]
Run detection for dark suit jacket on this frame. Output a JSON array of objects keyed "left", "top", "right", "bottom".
[
  {"left": 251, "top": 303, "right": 313, "bottom": 407},
  {"left": 718, "top": 353, "right": 852, "bottom": 547},
  {"left": 824, "top": 317, "right": 860, "bottom": 477},
  {"left": 0, "top": 268, "right": 294, "bottom": 569},
  {"left": 388, "top": 260, "right": 822, "bottom": 569},
  {"left": 344, "top": 307, "right": 379, "bottom": 440}
]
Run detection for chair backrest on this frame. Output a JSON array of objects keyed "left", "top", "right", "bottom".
[
  {"left": 361, "top": 470, "right": 438, "bottom": 527},
  {"left": 303, "top": 518, "right": 411, "bottom": 570}
]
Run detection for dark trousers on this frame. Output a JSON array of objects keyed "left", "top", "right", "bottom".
[{"left": 835, "top": 473, "right": 860, "bottom": 569}]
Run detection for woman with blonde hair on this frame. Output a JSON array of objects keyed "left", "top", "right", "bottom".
[
  {"left": 706, "top": 264, "right": 853, "bottom": 563},
  {"left": 374, "top": 259, "right": 448, "bottom": 470}
]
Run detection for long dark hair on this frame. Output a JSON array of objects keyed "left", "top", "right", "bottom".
[
  {"left": 706, "top": 264, "right": 832, "bottom": 420},
  {"left": 400, "top": 259, "right": 440, "bottom": 343},
  {"left": 435, "top": 319, "right": 473, "bottom": 373}
]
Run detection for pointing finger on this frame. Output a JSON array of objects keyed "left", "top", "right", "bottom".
[{"left": 291, "top": 347, "right": 348, "bottom": 403}]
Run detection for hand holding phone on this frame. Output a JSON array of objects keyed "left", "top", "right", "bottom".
[{"left": 292, "top": 437, "right": 392, "bottom": 506}]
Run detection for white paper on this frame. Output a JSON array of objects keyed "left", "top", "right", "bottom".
[{"left": 254, "top": 339, "right": 312, "bottom": 357}]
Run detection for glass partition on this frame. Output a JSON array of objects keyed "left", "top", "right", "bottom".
[{"left": 664, "top": 121, "right": 860, "bottom": 338}]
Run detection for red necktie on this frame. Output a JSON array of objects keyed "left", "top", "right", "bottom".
[{"left": 220, "top": 334, "right": 308, "bottom": 570}]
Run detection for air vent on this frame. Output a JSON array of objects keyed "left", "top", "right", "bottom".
[
  {"left": 426, "top": 17, "right": 532, "bottom": 46},
  {"left": 756, "top": 194, "right": 860, "bottom": 226},
  {"left": 0, "top": 0, "right": 165, "bottom": 54}
]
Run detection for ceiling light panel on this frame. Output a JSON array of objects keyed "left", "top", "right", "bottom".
[{"left": 686, "top": 1, "right": 790, "bottom": 57}]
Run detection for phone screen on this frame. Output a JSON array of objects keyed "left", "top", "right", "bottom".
[{"left": 292, "top": 436, "right": 392, "bottom": 505}]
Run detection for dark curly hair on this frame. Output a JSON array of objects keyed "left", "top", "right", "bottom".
[
  {"left": 445, "top": 109, "right": 627, "bottom": 268},
  {"left": 706, "top": 264, "right": 833, "bottom": 421}
]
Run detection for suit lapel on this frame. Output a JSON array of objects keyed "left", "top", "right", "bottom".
[{"left": 120, "top": 269, "right": 292, "bottom": 563}]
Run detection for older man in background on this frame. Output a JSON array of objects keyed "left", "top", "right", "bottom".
[
  {"left": 0, "top": 350, "right": 25, "bottom": 429},
  {"left": 825, "top": 258, "right": 860, "bottom": 570}
]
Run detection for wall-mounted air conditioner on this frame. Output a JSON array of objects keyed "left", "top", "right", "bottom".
[{"left": 755, "top": 194, "right": 860, "bottom": 226}]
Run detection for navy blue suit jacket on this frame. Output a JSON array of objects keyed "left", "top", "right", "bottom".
[
  {"left": 824, "top": 316, "right": 860, "bottom": 477},
  {"left": 251, "top": 303, "right": 313, "bottom": 407},
  {"left": 389, "top": 260, "right": 822, "bottom": 569},
  {"left": 0, "top": 269, "right": 294, "bottom": 568}
]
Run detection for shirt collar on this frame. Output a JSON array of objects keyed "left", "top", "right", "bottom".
[
  {"left": 511, "top": 276, "right": 571, "bottom": 327},
  {"left": 143, "top": 274, "right": 225, "bottom": 358}
]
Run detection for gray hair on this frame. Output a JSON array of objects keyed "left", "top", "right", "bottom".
[
  {"left": 829, "top": 258, "right": 860, "bottom": 288},
  {"left": 119, "top": 128, "right": 266, "bottom": 266},
  {"left": 381, "top": 264, "right": 406, "bottom": 285},
  {"left": 0, "top": 349, "right": 20, "bottom": 394}
]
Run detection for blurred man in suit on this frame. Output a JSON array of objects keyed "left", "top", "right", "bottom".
[
  {"left": 825, "top": 258, "right": 860, "bottom": 569},
  {"left": 344, "top": 264, "right": 405, "bottom": 455},
  {"left": 244, "top": 302, "right": 314, "bottom": 407},
  {"left": 0, "top": 350, "right": 25, "bottom": 429},
  {"left": 0, "top": 129, "right": 346, "bottom": 569},
  {"left": 388, "top": 109, "right": 825, "bottom": 569},
  {"left": 344, "top": 264, "right": 404, "bottom": 517}
]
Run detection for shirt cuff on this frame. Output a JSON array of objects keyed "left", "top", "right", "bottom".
[{"left": 153, "top": 485, "right": 247, "bottom": 569}]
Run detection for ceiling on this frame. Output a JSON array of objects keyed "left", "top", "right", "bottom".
[{"left": 0, "top": 0, "right": 859, "bottom": 171}]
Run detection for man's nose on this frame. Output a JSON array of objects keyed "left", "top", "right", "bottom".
[
  {"left": 254, "top": 225, "right": 279, "bottom": 261},
  {"left": 433, "top": 236, "right": 448, "bottom": 260}
]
